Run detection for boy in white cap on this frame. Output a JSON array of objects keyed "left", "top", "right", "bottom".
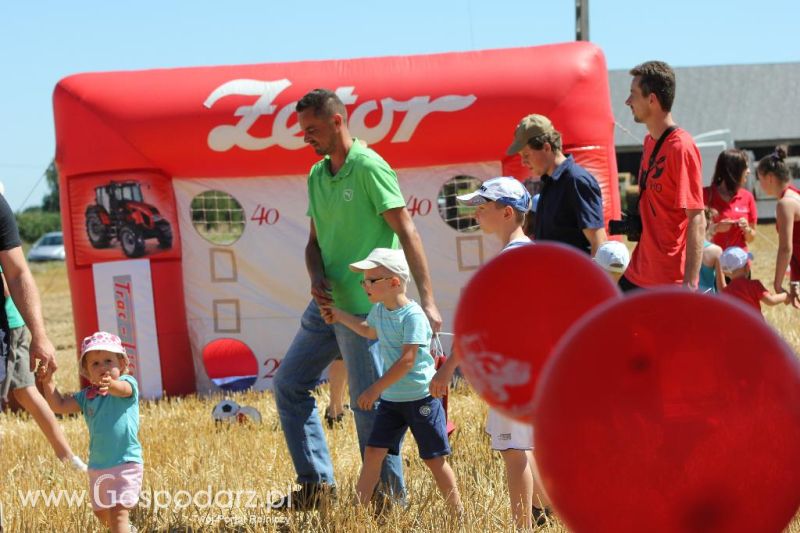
[
  {"left": 593, "top": 240, "right": 631, "bottom": 283},
  {"left": 322, "top": 249, "right": 462, "bottom": 516},
  {"left": 38, "top": 331, "right": 143, "bottom": 533},
  {"left": 431, "top": 176, "right": 553, "bottom": 529},
  {"left": 720, "top": 247, "right": 788, "bottom": 315}
]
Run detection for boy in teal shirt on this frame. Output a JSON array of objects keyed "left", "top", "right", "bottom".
[{"left": 324, "top": 248, "right": 461, "bottom": 516}]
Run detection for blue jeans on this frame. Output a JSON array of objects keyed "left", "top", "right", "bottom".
[{"left": 273, "top": 300, "right": 406, "bottom": 499}]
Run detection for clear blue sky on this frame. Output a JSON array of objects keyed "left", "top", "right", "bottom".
[{"left": 1, "top": 0, "right": 797, "bottom": 211}]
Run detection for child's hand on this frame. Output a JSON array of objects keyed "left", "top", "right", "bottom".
[
  {"left": 35, "top": 362, "right": 55, "bottom": 384},
  {"left": 96, "top": 373, "right": 114, "bottom": 396},
  {"left": 357, "top": 386, "right": 380, "bottom": 411},
  {"left": 715, "top": 220, "right": 733, "bottom": 233},
  {"left": 429, "top": 367, "right": 452, "bottom": 399},
  {"left": 320, "top": 305, "right": 339, "bottom": 325}
]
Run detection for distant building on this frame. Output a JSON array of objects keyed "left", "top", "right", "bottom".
[{"left": 608, "top": 62, "right": 800, "bottom": 219}]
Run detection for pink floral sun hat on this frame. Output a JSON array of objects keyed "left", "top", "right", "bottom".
[{"left": 79, "top": 331, "right": 129, "bottom": 376}]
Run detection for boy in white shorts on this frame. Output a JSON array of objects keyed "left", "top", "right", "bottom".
[{"left": 430, "top": 177, "right": 552, "bottom": 529}]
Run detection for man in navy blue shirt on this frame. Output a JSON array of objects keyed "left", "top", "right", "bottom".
[{"left": 507, "top": 114, "right": 607, "bottom": 255}]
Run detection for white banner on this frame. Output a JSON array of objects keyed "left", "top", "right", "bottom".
[
  {"left": 173, "top": 161, "right": 501, "bottom": 393},
  {"left": 92, "top": 259, "right": 163, "bottom": 399}
]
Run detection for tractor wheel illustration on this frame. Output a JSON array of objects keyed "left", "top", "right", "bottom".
[
  {"left": 85, "top": 212, "right": 111, "bottom": 248},
  {"left": 156, "top": 220, "right": 173, "bottom": 249},
  {"left": 119, "top": 224, "right": 145, "bottom": 258}
]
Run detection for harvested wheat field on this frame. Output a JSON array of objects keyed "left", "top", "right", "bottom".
[{"left": 2, "top": 227, "right": 800, "bottom": 532}]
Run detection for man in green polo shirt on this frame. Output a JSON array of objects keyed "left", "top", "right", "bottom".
[{"left": 273, "top": 88, "right": 441, "bottom": 510}]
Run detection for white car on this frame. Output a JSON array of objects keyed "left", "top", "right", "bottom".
[{"left": 27, "top": 231, "right": 65, "bottom": 262}]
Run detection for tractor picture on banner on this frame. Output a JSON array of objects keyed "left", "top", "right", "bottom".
[{"left": 68, "top": 171, "right": 180, "bottom": 266}]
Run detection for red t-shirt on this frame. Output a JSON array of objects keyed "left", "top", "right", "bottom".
[
  {"left": 626, "top": 128, "right": 704, "bottom": 287},
  {"left": 703, "top": 185, "right": 757, "bottom": 250},
  {"left": 723, "top": 277, "right": 768, "bottom": 315}
]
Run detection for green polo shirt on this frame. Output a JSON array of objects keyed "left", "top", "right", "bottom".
[{"left": 306, "top": 139, "right": 406, "bottom": 314}]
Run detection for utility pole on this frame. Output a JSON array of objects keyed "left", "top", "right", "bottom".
[{"left": 576, "top": 0, "right": 589, "bottom": 41}]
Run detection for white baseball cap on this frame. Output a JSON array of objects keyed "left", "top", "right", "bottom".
[
  {"left": 720, "top": 246, "right": 752, "bottom": 273},
  {"left": 594, "top": 240, "right": 630, "bottom": 273},
  {"left": 456, "top": 177, "right": 532, "bottom": 212},
  {"left": 349, "top": 248, "right": 410, "bottom": 282}
]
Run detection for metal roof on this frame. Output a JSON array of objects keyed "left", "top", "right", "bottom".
[{"left": 609, "top": 63, "right": 800, "bottom": 150}]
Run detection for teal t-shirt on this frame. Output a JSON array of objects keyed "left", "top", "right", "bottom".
[
  {"left": 367, "top": 300, "right": 435, "bottom": 402},
  {"left": 0, "top": 266, "right": 24, "bottom": 328},
  {"left": 698, "top": 240, "right": 717, "bottom": 294},
  {"left": 74, "top": 374, "right": 143, "bottom": 469},
  {"left": 306, "top": 140, "right": 406, "bottom": 314}
]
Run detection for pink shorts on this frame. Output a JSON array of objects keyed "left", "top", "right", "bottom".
[{"left": 88, "top": 462, "right": 144, "bottom": 511}]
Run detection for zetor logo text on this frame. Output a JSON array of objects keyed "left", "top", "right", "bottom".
[{"left": 203, "top": 79, "right": 477, "bottom": 152}]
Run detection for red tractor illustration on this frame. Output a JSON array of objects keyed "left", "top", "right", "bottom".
[{"left": 85, "top": 181, "right": 172, "bottom": 258}]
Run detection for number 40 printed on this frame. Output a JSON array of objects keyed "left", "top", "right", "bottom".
[{"left": 251, "top": 205, "right": 280, "bottom": 226}]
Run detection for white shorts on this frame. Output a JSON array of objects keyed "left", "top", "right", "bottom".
[{"left": 486, "top": 407, "right": 534, "bottom": 451}]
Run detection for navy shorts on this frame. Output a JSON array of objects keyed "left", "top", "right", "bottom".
[{"left": 368, "top": 396, "right": 451, "bottom": 460}]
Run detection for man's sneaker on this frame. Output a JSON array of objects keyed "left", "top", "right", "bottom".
[
  {"left": 533, "top": 505, "right": 553, "bottom": 528},
  {"left": 271, "top": 483, "right": 336, "bottom": 511}
]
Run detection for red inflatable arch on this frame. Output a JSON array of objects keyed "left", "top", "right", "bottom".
[{"left": 54, "top": 42, "right": 619, "bottom": 398}]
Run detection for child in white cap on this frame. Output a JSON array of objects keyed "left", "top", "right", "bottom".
[
  {"left": 432, "top": 177, "right": 553, "bottom": 529},
  {"left": 38, "top": 331, "right": 143, "bottom": 533},
  {"left": 322, "top": 248, "right": 462, "bottom": 517},
  {"left": 593, "top": 240, "right": 630, "bottom": 283},
  {"left": 720, "top": 247, "right": 788, "bottom": 316}
]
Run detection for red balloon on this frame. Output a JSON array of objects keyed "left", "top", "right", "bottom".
[
  {"left": 534, "top": 289, "right": 800, "bottom": 533},
  {"left": 453, "top": 242, "right": 619, "bottom": 420}
]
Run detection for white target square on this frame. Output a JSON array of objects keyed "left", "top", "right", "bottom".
[
  {"left": 213, "top": 299, "right": 241, "bottom": 333},
  {"left": 456, "top": 235, "right": 484, "bottom": 271},
  {"left": 210, "top": 248, "right": 237, "bottom": 282}
]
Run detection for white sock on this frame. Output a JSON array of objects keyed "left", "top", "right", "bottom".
[{"left": 68, "top": 456, "right": 88, "bottom": 472}]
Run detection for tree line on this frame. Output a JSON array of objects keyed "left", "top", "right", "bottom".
[{"left": 16, "top": 160, "right": 61, "bottom": 243}]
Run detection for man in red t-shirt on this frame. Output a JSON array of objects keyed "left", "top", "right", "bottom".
[{"left": 619, "top": 61, "right": 705, "bottom": 291}]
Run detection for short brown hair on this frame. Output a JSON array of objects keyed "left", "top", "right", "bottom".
[
  {"left": 630, "top": 61, "right": 676, "bottom": 112},
  {"left": 492, "top": 201, "right": 527, "bottom": 225},
  {"left": 296, "top": 88, "right": 348, "bottom": 121},
  {"left": 526, "top": 130, "right": 562, "bottom": 153}
]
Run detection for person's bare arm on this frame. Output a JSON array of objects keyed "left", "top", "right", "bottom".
[
  {"left": 737, "top": 218, "right": 756, "bottom": 243},
  {"left": 381, "top": 207, "right": 442, "bottom": 331},
  {"left": 715, "top": 259, "right": 726, "bottom": 291},
  {"left": 358, "top": 344, "right": 418, "bottom": 410},
  {"left": 36, "top": 366, "right": 80, "bottom": 414},
  {"left": 429, "top": 352, "right": 460, "bottom": 398},
  {"left": 98, "top": 374, "right": 133, "bottom": 398},
  {"left": 774, "top": 200, "right": 795, "bottom": 294},
  {"left": 0, "top": 247, "right": 56, "bottom": 371},
  {"left": 1, "top": 272, "right": 9, "bottom": 299},
  {"left": 583, "top": 227, "right": 608, "bottom": 257},
  {"left": 325, "top": 306, "right": 377, "bottom": 339},
  {"left": 305, "top": 219, "right": 332, "bottom": 307},
  {"left": 761, "top": 291, "right": 789, "bottom": 307},
  {"left": 683, "top": 209, "right": 706, "bottom": 290}
]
